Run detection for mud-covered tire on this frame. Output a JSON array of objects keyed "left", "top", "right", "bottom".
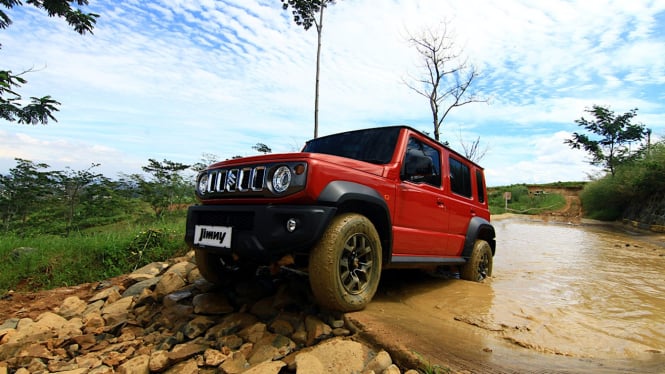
[
  {"left": 195, "top": 250, "right": 256, "bottom": 286},
  {"left": 194, "top": 249, "right": 227, "bottom": 285},
  {"left": 460, "top": 239, "right": 493, "bottom": 282},
  {"left": 309, "top": 213, "right": 382, "bottom": 312}
]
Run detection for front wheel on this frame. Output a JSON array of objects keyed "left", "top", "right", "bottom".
[
  {"left": 460, "top": 239, "right": 493, "bottom": 282},
  {"left": 309, "top": 213, "right": 382, "bottom": 312},
  {"left": 194, "top": 249, "right": 255, "bottom": 285}
]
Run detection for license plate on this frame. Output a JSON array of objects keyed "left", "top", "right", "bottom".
[{"left": 193, "top": 225, "right": 232, "bottom": 248}]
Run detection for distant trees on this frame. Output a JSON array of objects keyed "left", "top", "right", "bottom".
[
  {"left": 252, "top": 143, "right": 272, "bottom": 154},
  {"left": 130, "top": 159, "right": 192, "bottom": 217},
  {"left": 0, "top": 157, "right": 198, "bottom": 235},
  {"left": 1, "top": 0, "right": 99, "bottom": 125},
  {"left": 404, "top": 23, "right": 487, "bottom": 142},
  {"left": 565, "top": 105, "right": 648, "bottom": 176},
  {"left": 280, "top": 0, "right": 339, "bottom": 138}
]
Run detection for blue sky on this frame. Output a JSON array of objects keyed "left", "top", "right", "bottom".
[{"left": 2, "top": 0, "right": 664, "bottom": 186}]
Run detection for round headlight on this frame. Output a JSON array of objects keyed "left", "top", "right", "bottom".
[
  {"left": 272, "top": 166, "right": 292, "bottom": 194},
  {"left": 197, "top": 173, "right": 209, "bottom": 194}
]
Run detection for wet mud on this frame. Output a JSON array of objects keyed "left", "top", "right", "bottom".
[{"left": 349, "top": 217, "right": 665, "bottom": 373}]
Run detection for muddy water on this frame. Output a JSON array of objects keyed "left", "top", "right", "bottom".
[
  {"left": 490, "top": 218, "right": 665, "bottom": 360},
  {"left": 350, "top": 217, "right": 665, "bottom": 373}
]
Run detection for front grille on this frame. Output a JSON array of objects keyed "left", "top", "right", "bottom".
[{"left": 205, "top": 166, "right": 266, "bottom": 194}]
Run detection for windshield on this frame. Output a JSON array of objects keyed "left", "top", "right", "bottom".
[{"left": 302, "top": 127, "right": 401, "bottom": 164}]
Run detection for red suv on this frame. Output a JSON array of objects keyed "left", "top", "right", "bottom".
[{"left": 186, "top": 126, "right": 495, "bottom": 311}]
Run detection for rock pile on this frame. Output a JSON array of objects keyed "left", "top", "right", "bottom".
[{"left": 0, "top": 252, "right": 418, "bottom": 374}]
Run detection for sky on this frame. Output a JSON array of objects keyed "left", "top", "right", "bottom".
[{"left": 1, "top": 0, "right": 664, "bottom": 186}]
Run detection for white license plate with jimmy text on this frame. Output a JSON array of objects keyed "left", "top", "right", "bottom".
[{"left": 194, "top": 225, "right": 232, "bottom": 248}]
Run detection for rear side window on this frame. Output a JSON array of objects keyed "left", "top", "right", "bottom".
[
  {"left": 476, "top": 170, "right": 485, "bottom": 203},
  {"left": 449, "top": 157, "right": 472, "bottom": 198}
]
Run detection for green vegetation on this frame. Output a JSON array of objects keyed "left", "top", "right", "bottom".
[
  {"left": 0, "top": 213, "right": 188, "bottom": 294},
  {"left": 413, "top": 351, "right": 451, "bottom": 374},
  {"left": 581, "top": 140, "right": 665, "bottom": 222},
  {"left": 0, "top": 157, "right": 196, "bottom": 294},
  {"left": 488, "top": 184, "right": 567, "bottom": 215}
]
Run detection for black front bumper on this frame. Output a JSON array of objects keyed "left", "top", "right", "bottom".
[{"left": 185, "top": 204, "right": 337, "bottom": 262}]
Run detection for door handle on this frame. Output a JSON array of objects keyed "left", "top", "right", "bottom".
[{"left": 436, "top": 198, "right": 445, "bottom": 207}]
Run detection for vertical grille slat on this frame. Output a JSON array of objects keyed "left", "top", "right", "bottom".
[{"left": 203, "top": 165, "right": 266, "bottom": 194}]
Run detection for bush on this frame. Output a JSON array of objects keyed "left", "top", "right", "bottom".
[
  {"left": 580, "top": 140, "right": 665, "bottom": 221},
  {"left": 579, "top": 177, "right": 626, "bottom": 221}
]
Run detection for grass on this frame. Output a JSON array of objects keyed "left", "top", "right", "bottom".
[
  {"left": 488, "top": 184, "right": 568, "bottom": 215},
  {"left": 0, "top": 213, "right": 189, "bottom": 294}
]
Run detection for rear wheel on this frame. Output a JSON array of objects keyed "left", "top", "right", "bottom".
[
  {"left": 460, "top": 239, "right": 493, "bottom": 282},
  {"left": 309, "top": 213, "right": 382, "bottom": 312}
]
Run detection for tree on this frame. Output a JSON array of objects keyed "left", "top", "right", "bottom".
[
  {"left": 191, "top": 152, "right": 220, "bottom": 172},
  {"left": 458, "top": 132, "right": 488, "bottom": 163},
  {"left": 0, "top": 158, "right": 54, "bottom": 230},
  {"left": 252, "top": 143, "right": 272, "bottom": 154},
  {"left": 280, "top": 0, "right": 338, "bottom": 138},
  {"left": 52, "top": 163, "right": 102, "bottom": 235},
  {"left": 133, "top": 159, "right": 192, "bottom": 217},
  {"left": 1, "top": 0, "right": 99, "bottom": 125},
  {"left": 565, "top": 105, "right": 647, "bottom": 176},
  {"left": 404, "top": 23, "right": 487, "bottom": 142}
]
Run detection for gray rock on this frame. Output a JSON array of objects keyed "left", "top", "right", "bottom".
[
  {"left": 89, "top": 286, "right": 122, "bottom": 303},
  {"left": 244, "top": 360, "right": 286, "bottom": 374},
  {"left": 183, "top": 315, "right": 216, "bottom": 339},
  {"left": 162, "top": 287, "right": 194, "bottom": 308},
  {"left": 149, "top": 350, "right": 170, "bottom": 372},
  {"left": 192, "top": 293, "right": 234, "bottom": 315},
  {"left": 56, "top": 296, "right": 87, "bottom": 319},
  {"left": 164, "top": 358, "right": 198, "bottom": 374},
  {"left": 154, "top": 272, "right": 187, "bottom": 300},
  {"left": 131, "top": 261, "right": 169, "bottom": 277},
  {"left": 239, "top": 322, "right": 267, "bottom": 344},
  {"left": 122, "top": 277, "right": 160, "bottom": 298},
  {"left": 203, "top": 348, "right": 228, "bottom": 366},
  {"left": 365, "top": 350, "right": 393, "bottom": 373},
  {"left": 164, "top": 261, "right": 196, "bottom": 278},
  {"left": 220, "top": 351, "right": 249, "bottom": 374},
  {"left": 382, "top": 364, "right": 402, "bottom": 374},
  {"left": 294, "top": 337, "right": 371, "bottom": 374},
  {"left": 116, "top": 353, "right": 150, "bottom": 374},
  {"left": 167, "top": 340, "right": 208, "bottom": 364},
  {"left": 305, "top": 315, "right": 332, "bottom": 346}
]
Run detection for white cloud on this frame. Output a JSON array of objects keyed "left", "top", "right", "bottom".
[{"left": 1, "top": 0, "right": 664, "bottom": 185}]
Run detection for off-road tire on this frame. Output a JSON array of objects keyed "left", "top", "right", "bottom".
[
  {"left": 460, "top": 239, "right": 493, "bottom": 282},
  {"left": 194, "top": 249, "right": 227, "bottom": 285},
  {"left": 195, "top": 250, "right": 256, "bottom": 285},
  {"left": 309, "top": 213, "right": 382, "bottom": 312}
]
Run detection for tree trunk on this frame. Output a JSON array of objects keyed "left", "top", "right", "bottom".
[{"left": 314, "top": 4, "right": 324, "bottom": 139}]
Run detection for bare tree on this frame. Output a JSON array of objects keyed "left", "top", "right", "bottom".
[
  {"left": 458, "top": 129, "right": 489, "bottom": 163},
  {"left": 404, "top": 23, "right": 487, "bottom": 142},
  {"left": 280, "top": 0, "right": 339, "bottom": 139}
]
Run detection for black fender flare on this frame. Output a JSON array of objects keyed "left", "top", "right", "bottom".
[
  {"left": 318, "top": 181, "right": 393, "bottom": 259},
  {"left": 462, "top": 216, "right": 496, "bottom": 258}
]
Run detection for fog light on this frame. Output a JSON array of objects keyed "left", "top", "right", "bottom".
[{"left": 286, "top": 218, "right": 297, "bottom": 232}]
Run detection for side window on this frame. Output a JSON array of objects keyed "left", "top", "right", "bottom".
[
  {"left": 402, "top": 137, "right": 441, "bottom": 187},
  {"left": 476, "top": 170, "right": 485, "bottom": 203},
  {"left": 449, "top": 157, "right": 472, "bottom": 198}
]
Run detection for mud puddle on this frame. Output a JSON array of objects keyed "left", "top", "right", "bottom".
[{"left": 349, "top": 218, "right": 665, "bottom": 373}]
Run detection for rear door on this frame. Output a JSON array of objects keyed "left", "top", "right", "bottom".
[{"left": 441, "top": 155, "right": 478, "bottom": 255}]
